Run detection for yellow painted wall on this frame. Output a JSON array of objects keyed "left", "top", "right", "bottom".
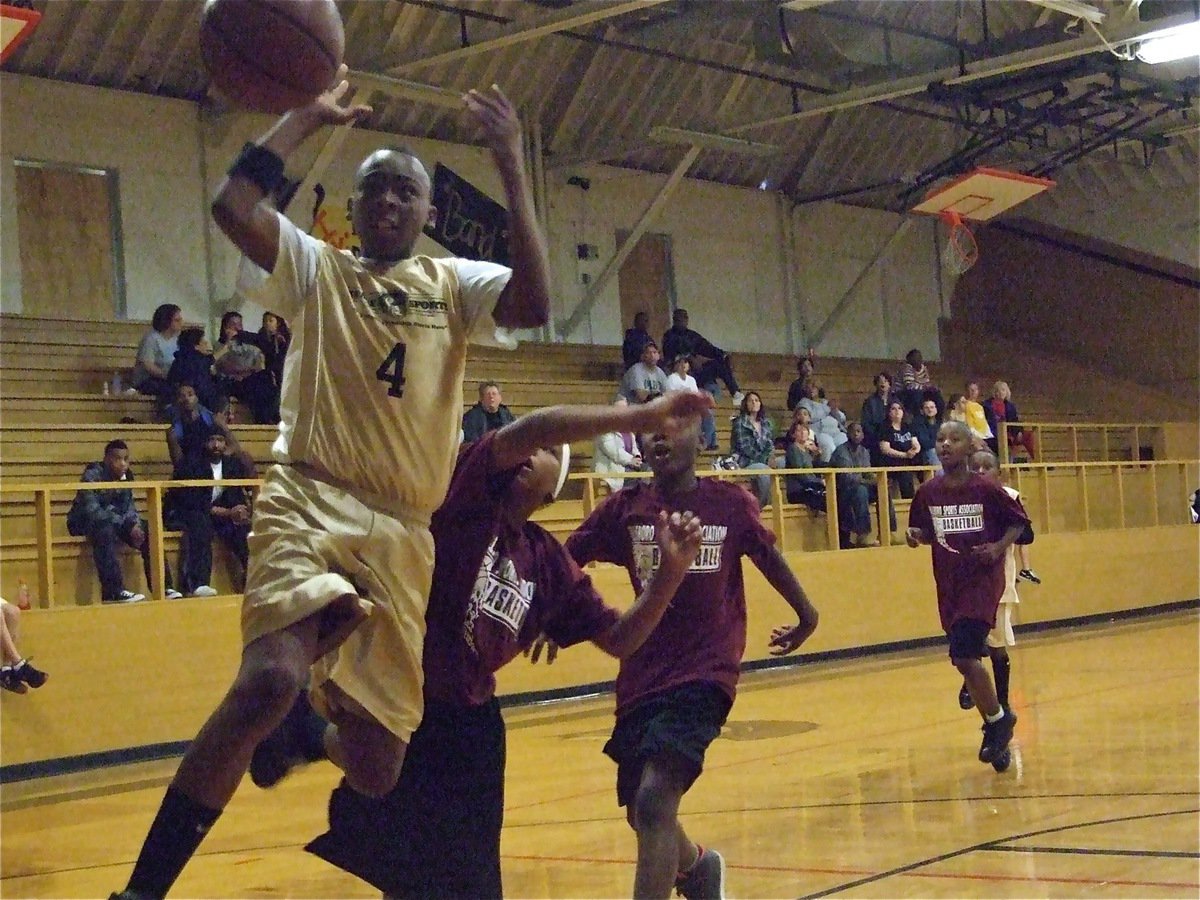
[{"left": 3, "top": 526, "right": 1197, "bottom": 769}]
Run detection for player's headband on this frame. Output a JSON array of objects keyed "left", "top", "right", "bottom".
[{"left": 552, "top": 443, "right": 571, "bottom": 500}]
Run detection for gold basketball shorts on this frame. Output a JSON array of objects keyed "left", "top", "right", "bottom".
[{"left": 242, "top": 464, "right": 433, "bottom": 742}]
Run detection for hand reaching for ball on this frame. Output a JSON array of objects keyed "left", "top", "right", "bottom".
[
  {"left": 463, "top": 84, "right": 523, "bottom": 166},
  {"left": 301, "top": 64, "right": 373, "bottom": 129}
]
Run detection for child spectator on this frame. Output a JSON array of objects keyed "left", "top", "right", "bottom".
[
  {"left": 593, "top": 398, "right": 642, "bottom": 492},
  {"left": 906, "top": 421, "right": 1028, "bottom": 770},
  {"left": 912, "top": 398, "right": 943, "bottom": 476},
  {"left": 215, "top": 311, "right": 280, "bottom": 425},
  {"left": 665, "top": 355, "right": 717, "bottom": 450},
  {"left": 167, "top": 328, "right": 227, "bottom": 419},
  {"left": 565, "top": 414, "right": 818, "bottom": 899},
  {"left": 830, "top": 422, "right": 894, "bottom": 547},
  {"left": 167, "top": 426, "right": 256, "bottom": 598},
  {"left": 620, "top": 341, "right": 667, "bottom": 404},
  {"left": 896, "top": 349, "right": 944, "bottom": 416},
  {"left": 67, "top": 440, "right": 179, "bottom": 604},
  {"left": 255, "top": 311, "right": 291, "bottom": 389},
  {"left": 462, "top": 381, "right": 517, "bottom": 443},
  {"left": 860, "top": 373, "right": 894, "bottom": 462},
  {"left": 958, "top": 449, "right": 1039, "bottom": 719},
  {"left": 130, "top": 303, "right": 183, "bottom": 405},
  {"left": 0, "top": 599, "right": 48, "bottom": 694},
  {"left": 985, "top": 381, "right": 1036, "bottom": 461},
  {"left": 877, "top": 400, "right": 921, "bottom": 500},
  {"left": 963, "top": 381, "right": 995, "bottom": 449},
  {"left": 731, "top": 390, "right": 776, "bottom": 509}
]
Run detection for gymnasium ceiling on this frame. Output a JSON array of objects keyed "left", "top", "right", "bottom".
[{"left": 4, "top": 0, "right": 1199, "bottom": 267}]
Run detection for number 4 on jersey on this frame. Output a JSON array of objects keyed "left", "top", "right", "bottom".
[{"left": 376, "top": 342, "right": 407, "bottom": 398}]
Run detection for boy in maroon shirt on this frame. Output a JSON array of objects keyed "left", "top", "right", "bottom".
[
  {"left": 906, "top": 420, "right": 1029, "bottom": 769},
  {"left": 565, "top": 416, "right": 820, "bottom": 900},
  {"left": 273, "top": 391, "right": 712, "bottom": 898}
]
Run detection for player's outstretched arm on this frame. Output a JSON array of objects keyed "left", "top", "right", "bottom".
[
  {"left": 463, "top": 85, "right": 550, "bottom": 331},
  {"left": 490, "top": 391, "right": 714, "bottom": 473},
  {"left": 756, "top": 545, "right": 820, "bottom": 657},
  {"left": 212, "top": 65, "right": 371, "bottom": 272},
  {"left": 592, "top": 510, "right": 702, "bottom": 659}
]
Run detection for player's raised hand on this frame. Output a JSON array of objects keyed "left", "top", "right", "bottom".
[
  {"left": 299, "top": 64, "right": 372, "bottom": 128},
  {"left": 463, "top": 84, "right": 522, "bottom": 163},
  {"left": 655, "top": 509, "right": 703, "bottom": 578},
  {"left": 524, "top": 633, "right": 559, "bottom": 665}
]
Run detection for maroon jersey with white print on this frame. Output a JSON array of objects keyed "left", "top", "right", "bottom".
[
  {"left": 565, "top": 479, "right": 775, "bottom": 717},
  {"left": 907, "top": 473, "right": 1030, "bottom": 632},
  {"left": 423, "top": 432, "right": 620, "bottom": 706}
]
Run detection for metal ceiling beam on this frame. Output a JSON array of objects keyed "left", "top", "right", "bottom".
[
  {"left": 384, "top": 0, "right": 670, "bottom": 76},
  {"left": 724, "top": 10, "right": 1199, "bottom": 134}
]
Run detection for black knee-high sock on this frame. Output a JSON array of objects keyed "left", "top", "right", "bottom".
[
  {"left": 125, "top": 786, "right": 222, "bottom": 898},
  {"left": 992, "top": 653, "right": 1012, "bottom": 710}
]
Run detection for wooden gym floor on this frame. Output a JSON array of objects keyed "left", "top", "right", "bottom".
[{"left": 2, "top": 609, "right": 1197, "bottom": 899}]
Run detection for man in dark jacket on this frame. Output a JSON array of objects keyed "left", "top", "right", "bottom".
[
  {"left": 461, "top": 381, "right": 516, "bottom": 443},
  {"left": 167, "top": 426, "right": 257, "bottom": 597},
  {"left": 661, "top": 308, "right": 742, "bottom": 405},
  {"left": 67, "top": 440, "right": 177, "bottom": 603},
  {"left": 621, "top": 311, "right": 655, "bottom": 372}
]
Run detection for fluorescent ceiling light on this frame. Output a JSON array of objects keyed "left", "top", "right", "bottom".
[
  {"left": 649, "top": 126, "right": 779, "bottom": 157},
  {"left": 1134, "top": 20, "right": 1200, "bottom": 64}
]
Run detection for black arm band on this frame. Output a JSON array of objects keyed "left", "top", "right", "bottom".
[{"left": 228, "top": 143, "right": 285, "bottom": 195}]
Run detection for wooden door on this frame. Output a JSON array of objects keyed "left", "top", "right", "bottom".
[
  {"left": 14, "top": 163, "right": 120, "bottom": 320},
  {"left": 617, "top": 231, "right": 675, "bottom": 346}
]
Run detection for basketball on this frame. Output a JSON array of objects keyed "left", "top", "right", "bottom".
[{"left": 199, "top": 0, "right": 345, "bottom": 115}]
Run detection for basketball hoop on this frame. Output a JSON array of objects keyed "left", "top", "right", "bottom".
[
  {"left": 911, "top": 167, "right": 1056, "bottom": 276},
  {"left": 939, "top": 210, "right": 979, "bottom": 275}
]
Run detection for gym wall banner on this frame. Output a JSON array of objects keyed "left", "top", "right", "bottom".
[{"left": 425, "top": 163, "right": 511, "bottom": 266}]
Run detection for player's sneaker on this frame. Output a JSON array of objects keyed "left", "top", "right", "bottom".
[
  {"left": 1018, "top": 568, "right": 1041, "bottom": 584},
  {"left": 991, "top": 748, "right": 1013, "bottom": 772},
  {"left": 1, "top": 667, "right": 28, "bottom": 694},
  {"left": 676, "top": 847, "right": 725, "bottom": 900},
  {"left": 249, "top": 692, "right": 325, "bottom": 789},
  {"left": 978, "top": 709, "right": 1017, "bottom": 764},
  {"left": 13, "top": 659, "right": 47, "bottom": 689},
  {"left": 958, "top": 683, "right": 974, "bottom": 710}
]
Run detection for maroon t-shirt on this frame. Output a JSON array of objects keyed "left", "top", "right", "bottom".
[
  {"left": 907, "top": 473, "right": 1030, "bottom": 632},
  {"left": 423, "top": 432, "right": 621, "bottom": 706},
  {"left": 565, "top": 478, "right": 776, "bottom": 717}
]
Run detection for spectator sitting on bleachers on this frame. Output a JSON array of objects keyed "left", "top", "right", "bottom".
[
  {"left": 830, "top": 422, "right": 895, "bottom": 547},
  {"left": 912, "top": 397, "right": 943, "bottom": 475},
  {"left": 167, "top": 425, "right": 256, "bottom": 598},
  {"left": 896, "top": 348, "right": 944, "bottom": 417},
  {"left": 665, "top": 355, "right": 717, "bottom": 450},
  {"left": 963, "top": 381, "right": 995, "bottom": 449},
  {"left": 797, "top": 382, "right": 848, "bottom": 462},
  {"left": 66, "top": 439, "right": 179, "bottom": 604},
  {"left": 214, "top": 311, "right": 281, "bottom": 425},
  {"left": 620, "top": 341, "right": 667, "bottom": 404},
  {"left": 986, "top": 381, "right": 1035, "bottom": 460},
  {"left": 877, "top": 400, "right": 920, "bottom": 500},
  {"left": 168, "top": 327, "right": 227, "bottom": 420},
  {"left": 462, "top": 381, "right": 517, "bottom": 443},
  {"left": 662, "top": 308, "right": 743, "bottom": 406},
  {"left": 130, "top": 303, "right": 183, "bottom": 405},
  {"left": 255, "top": 311, "right": 291, "bottom": 389},
  {"left": 860, "top": 372, "right": 894, "bottom": 463},
  {"left": 782, "top": 407, "right": 825, "bottom": 511},
  {"left": 0, "top": 599, "right": 48, "bottom": 694},
  {"left": 731, "top": 391, "right": 776, "bottom": 509},
  {"left": 621, "top": 311, "right": 655, "bottom": 372},
  {"left": 166, "top": 382, "right": 224, "bottom": 468},
  {"left": 786, "top": 356, "right": 816, "bottom": 412},
  {"left": 593, "top": 397, "right": 643, "bottom": 492}
]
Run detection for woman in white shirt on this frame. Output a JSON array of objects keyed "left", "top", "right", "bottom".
[
  {"left": 592, "top": 398, "right": 642, "bottom": 492},
  {"left": 665, "top": 355, "right": 717, "bottom": 450}
]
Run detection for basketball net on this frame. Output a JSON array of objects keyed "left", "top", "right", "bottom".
[{"left": 940, "top": 211, "right": 979, "bottom": 275}]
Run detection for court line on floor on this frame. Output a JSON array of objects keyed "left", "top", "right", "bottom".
[
  {"left": 796, "top": 807, "right": 1200, "bottom": 898},
  {"left": 983, "top": 844, "right": 1199, "bottom": 859}
]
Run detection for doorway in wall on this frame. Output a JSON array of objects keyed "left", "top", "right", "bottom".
[{"left": 617, "top": 230, "right": 676, "bottom": 350}]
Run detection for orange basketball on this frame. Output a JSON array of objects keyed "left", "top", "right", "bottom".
[{"left": 200, "top": 0, "right": 345, "bottom": 115}]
